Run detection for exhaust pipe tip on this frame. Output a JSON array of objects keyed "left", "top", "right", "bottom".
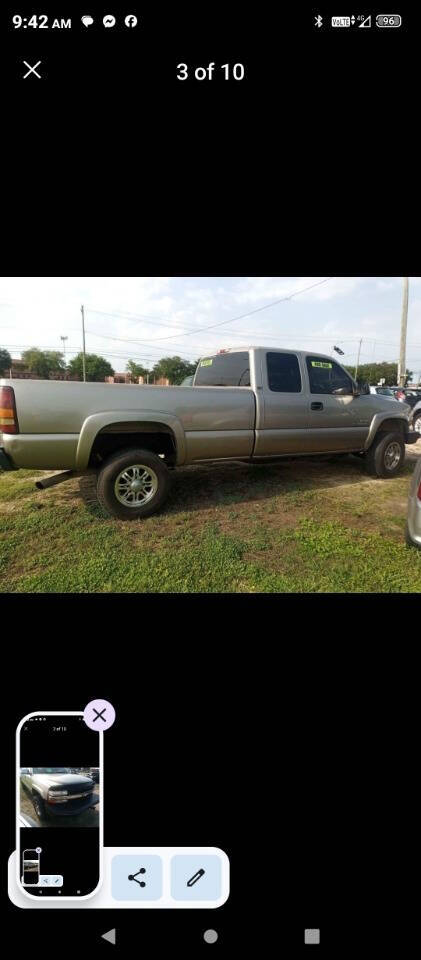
[{"left": 34, "top": 470, "right": 77, "bottom": 491}]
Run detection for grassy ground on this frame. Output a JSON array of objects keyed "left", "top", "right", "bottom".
[{"left": 1, "top": 446, "right": 420, "bottom": 593}]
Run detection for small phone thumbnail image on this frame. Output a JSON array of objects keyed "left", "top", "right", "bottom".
[{"left": 20, "top": 767, "right": 99, "bottom": 827}]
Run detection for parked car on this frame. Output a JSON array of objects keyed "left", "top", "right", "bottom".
[
  {"left": 1, "top": 347, "right": 418, "bottom": 520},
  {"left": 20, "top": 768, "right": 97, "bottom": 820},
  {"left": 391, "top": 387, "right": 407, "bottom": 401},
  {"left": 399, "top": 389, "right": 421, "bottom": 410},
  {"left": 88, "top": 767, "right": 100, "bottom": 783},
  {"left": 406, "top": 456, "right": 421, "bottom": 548},
  {"left": 369, "top": 386, "right": 400, "bottom": 399},
  {"left": 410, "top": 399, "right": 421, "bottom": 435}
]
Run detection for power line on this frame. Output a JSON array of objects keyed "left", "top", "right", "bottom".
[
  {"left": 82, "top": 329, "right": 200, "bottom": 357},
  {"left": 84, "top": 278, "right": 335, "bottom": 337},
  {"left": 1, "top": 344, "right": 197, "bottom": 366},
  {"left": 81, "top": 278, "right": 337, "bottom": 344},
  {"left": 85, "top": 308, "right": 197, "bottom": 332}
]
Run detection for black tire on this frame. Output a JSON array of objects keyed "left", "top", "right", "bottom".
[
  {"left": 364, "top": 431, "right": 405, "bottom": 478},
  {"left": 97, "top": 448, "right": 171, "bottom": 520},
  {"left": 32, "top": 793, "right": 46, "bottom": 820}
]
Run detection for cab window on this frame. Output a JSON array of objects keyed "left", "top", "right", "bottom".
[
  {"left": 194, "top": 352, "right": 250, "bottom": 386},
  {"left": 306, "top": 357, "right": 353, "bottom": 395},
  {"left": 266, "top": 352, "right": 301, "bottom": 392}
]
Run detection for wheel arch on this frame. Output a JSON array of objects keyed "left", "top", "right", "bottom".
[
  {"left": 76, "top": 412, "right": 186, "bottom": 470},
  {"left": 364, "top": 414, "right": 408, "bottom": 450}
]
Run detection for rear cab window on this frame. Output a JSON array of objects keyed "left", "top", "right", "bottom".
[
  {"left": 306, "top": 356, "right": 353, "bottom": 395},
  {"left": 194, "top": 352, "right": 250, "bottom": 386},
  {"left": 266, "top": 352, "right": 301, "bottom": 392}
]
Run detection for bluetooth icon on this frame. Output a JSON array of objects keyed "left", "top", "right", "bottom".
[{"left": 314, "top": 15, "right": 323, "bottom": 28}]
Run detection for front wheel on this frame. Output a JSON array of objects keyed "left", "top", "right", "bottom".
[
  {"left": 32, "top": 794, "right": 46, "bottom": 820},
  {"left": 97, "top": 448, "right": 171, "bottom": 520},
  {"left": 364, "top": 432, "right": 405, "bottom": 478}
]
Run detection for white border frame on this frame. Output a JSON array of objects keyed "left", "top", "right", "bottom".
[{"left": 16, "top": 710, "right": 104, "bottom": 901}]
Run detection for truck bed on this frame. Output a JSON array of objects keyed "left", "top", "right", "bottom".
[{"left": 0, "top": 378, "right": 256, "bottom": 470}]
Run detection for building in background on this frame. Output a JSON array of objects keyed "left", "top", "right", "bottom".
[
  {"left": 105, "top": 374, "right": 170, "bottom": 386},
  {"left": 8, "top": 360, "right": 80, "bottom": 380}
]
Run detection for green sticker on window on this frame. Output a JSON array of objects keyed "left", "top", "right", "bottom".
[
  {"left": 311, "top": 361, "right": 332, "bottom": 369},
  {"left": 200, "top": 358, "right": 213, "bottom": 367}
]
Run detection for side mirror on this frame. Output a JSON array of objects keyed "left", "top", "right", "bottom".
[
  {"left": 332, "top": 386, "right": 355, "bottom": 396},
  {"left": 352, "top": 384, "right": 361, "bottom": 397}
]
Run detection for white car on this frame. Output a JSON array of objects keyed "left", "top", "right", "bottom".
[
  {"left": 369, "top": 386, "right": 400, "bottom": 400},
  {"left": 406, "top": 457, "right": 421, "bottom": 548},
  {"left": 411, "top": 400, "right": 421, "bottom": 435}
]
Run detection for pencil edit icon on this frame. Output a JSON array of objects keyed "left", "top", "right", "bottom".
[{"left": 186, "top": 868, "right": 205, "bottom": 887}]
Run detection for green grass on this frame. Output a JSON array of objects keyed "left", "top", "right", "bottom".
[{"left": 1, "top": 458, "right": 420, "bottom": 593}]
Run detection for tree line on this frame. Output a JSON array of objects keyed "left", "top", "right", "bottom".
[
  {"left": 344, "top": 362, "right": 413, "bottom": 386},
  {"left": 1, "top": 349, "right": 414, "bottom": 387},
  {"left": 0, "top": 346, "right": 199, "bottom": 385}
]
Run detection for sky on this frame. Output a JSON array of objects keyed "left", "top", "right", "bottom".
[{"left": 1, "top": 276, "right": 420, "bottom": 379}]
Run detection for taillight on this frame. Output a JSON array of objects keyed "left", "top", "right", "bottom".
[
  {"left": 417, "top": 482, "right": 421, "bottom": 502},
  {"left": 0, "top": 386, "right": 19, "bottom": 434}
]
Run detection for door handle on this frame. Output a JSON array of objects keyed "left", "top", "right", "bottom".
[{"left": 311, "top": 402, "right": 324, "bottom": 410}]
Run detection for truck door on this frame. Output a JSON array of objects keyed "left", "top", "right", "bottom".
[
  {"left": 254, "top": 351, "right": 312, "bottom": 455},
  {"left": 305, "top": 356, "right": 369, "bottom": 451}
]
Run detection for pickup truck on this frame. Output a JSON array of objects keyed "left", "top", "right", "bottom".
[
  {"left": 1, "top": 346, "right": 418, "bottom": 520},
  {"left": 20, "top": 767, "right": 97, "bottom": 820}
]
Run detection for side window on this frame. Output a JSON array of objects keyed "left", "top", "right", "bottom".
[
  {"left": 266, "top": 353, "right": 301, "bottom": 392},
  {"left": 306, "top": 357, "right": 353, "bottom": 396},
  {"left": 194, "top": 352, "right": 250, "bottom": 386}
]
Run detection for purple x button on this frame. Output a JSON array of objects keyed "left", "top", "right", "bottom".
[{"left": 84, "top": 699, "right": 116, "bottom": 731}]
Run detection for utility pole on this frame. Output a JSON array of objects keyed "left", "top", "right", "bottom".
[
  {"left": 81, "top": 305, "right": 86, "bottom": 382},
  {"left": 60, "top": 336, "right": 68, "bottom": 365},
  {"left": 397, "top": 277, "right": 409, "bottom": 387},
  {"left": 354, "top": 338, "right": 363, "bottom": 381}
]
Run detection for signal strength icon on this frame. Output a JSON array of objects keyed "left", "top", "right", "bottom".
[{"left": 359, "top": 14, "right": 371, "bottom": 27}]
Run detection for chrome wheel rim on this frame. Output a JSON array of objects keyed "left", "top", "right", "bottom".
[
  {"left": 414, "top": 416, "right": 421, "bottom": 433},
  {"left": 114, "top": 464, "right": 158, "bottom": 507},
  {"left": 384, "top": 442, "right": 401, "bottom": 471}
]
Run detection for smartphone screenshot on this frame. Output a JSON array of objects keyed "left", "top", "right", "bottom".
[
  {"left": 2, "top": 2, "right": 419, "bottom": 957},
  {"left": 17, "top": 713, "right": 102, "bottom": 899}
]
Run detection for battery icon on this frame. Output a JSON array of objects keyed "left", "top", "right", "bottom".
[{"left": 376, "top": 14, "right": 402, "bottom": 27}]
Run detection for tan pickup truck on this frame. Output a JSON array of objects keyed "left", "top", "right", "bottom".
[{"left": 1, "top": 347, "right": 418, "bottom": 519}]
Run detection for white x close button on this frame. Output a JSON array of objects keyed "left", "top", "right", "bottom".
[{"left": 23, "top": 61, "right": 42, "bottom": 79}]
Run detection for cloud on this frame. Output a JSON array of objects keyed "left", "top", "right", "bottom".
[
  {"left": 1, "top": 276, "right": 420, "bottom": 373},
  {"left": 230, "top": 276, "right": 364, "bottom": 305}
]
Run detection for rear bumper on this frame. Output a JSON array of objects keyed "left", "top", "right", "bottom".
[
  {"left": 1, "top": 433, "right": 79, "bottom": 470},
  {"left": 0, "top": 447, "right": 16, "bottom": 470}
]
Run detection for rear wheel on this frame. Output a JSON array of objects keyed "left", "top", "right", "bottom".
[
  {"left": 364, "top": 432, "right": 405, "bottom": 478},
  {"left": 97, "top": 448, "right": 171, "bottom": 520},
  {"left": 413, "top": 412, "right": 421, "bottom": 434}
]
